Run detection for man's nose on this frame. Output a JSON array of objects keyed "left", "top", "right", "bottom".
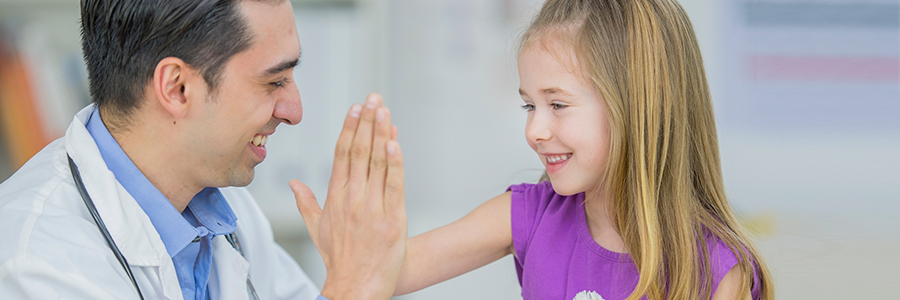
[{"left": 274, "top": 86, "right": 303, "bottom": 125}]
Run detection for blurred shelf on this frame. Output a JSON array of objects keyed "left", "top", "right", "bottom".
[
  {"left": 292, "top": 0, "right": 355, "bottom": 7},
  {"left": 0, "top": 0, "right": 77, "bottom": 8},
  {"left": 0, "top": 0, "right": 355, "bottom": 8}
]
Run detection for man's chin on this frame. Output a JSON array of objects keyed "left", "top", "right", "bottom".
[{"left": 223, "top": 168, "right": 255, "bottom": 188}]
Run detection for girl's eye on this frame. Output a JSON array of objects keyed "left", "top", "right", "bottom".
[
  {"left": 521, "top": 104, "right": 536, "bottom": 111},
  {"left": 550, "top": 103, "right": 568, "bottom": 110}
]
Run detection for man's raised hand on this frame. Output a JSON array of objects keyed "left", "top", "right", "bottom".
[{"left": 290, "top": 93, "right": 406, "bottom": 300}]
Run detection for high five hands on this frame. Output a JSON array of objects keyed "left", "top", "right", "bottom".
[{"left": 290, "top": 93, "right": 406, "bottom": 300}]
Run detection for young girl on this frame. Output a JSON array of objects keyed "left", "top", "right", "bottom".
[{"left": 395, "top": 0, "right": 773, "bottom": 299}]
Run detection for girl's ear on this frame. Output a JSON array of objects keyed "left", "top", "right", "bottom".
[{"left": 152, "top": 57, "right": 194, "bottom": 119}]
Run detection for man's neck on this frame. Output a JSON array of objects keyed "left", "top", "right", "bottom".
[{"left": 105, "top": 113, "right": 199, "bottom": 213}]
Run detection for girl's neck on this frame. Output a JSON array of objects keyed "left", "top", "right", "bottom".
[{"left": 583, "top": 191, "right": 627, "bottom": 253}]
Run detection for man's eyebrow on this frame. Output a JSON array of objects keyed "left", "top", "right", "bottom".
[{"left": 262, "top": 52, "right": 301, "bottom": 77}]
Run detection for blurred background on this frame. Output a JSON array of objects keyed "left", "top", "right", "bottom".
[{"left": 0, "top": 0, "right": 896, "bottom": 298}]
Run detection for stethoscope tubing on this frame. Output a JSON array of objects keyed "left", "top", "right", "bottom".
[{"left": 67, "top": 154, "right": 145, "bottom": 300}]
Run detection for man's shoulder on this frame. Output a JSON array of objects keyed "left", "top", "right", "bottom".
[
  {"left": 0, "top": 139, "right": 107, "bottom": 264},
  {"left": 0, "top": 139, "right": 70, "bottom": 208}
]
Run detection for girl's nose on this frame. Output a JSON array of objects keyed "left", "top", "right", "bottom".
[{"left": 525, "top": 112, "right": 552, "bottom": 143}]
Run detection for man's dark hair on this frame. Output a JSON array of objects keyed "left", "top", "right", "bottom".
[{"left": 80, "top": 0, "right": 254, "bottom": 128}]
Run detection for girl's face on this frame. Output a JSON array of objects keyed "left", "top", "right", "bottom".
[{"left": 518, "top": 40, "right": 610, "bottom": 196}]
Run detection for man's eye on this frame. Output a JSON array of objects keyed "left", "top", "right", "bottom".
[
  {"left": 550, "top": 103, "right": 567, "bottom": 110},
  {"left": 271, "top": 76, "right": 291, "bottom": 88},
  {"left": 521, "top": 104, "right": 536, "bottom": 111}
]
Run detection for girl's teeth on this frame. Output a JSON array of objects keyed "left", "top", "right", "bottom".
[
  {"left": 547, "top": 154, "right": 571, "bottom": 163},
  {"left": 547, "top": 154, "right": 572, "bottom": 163}
]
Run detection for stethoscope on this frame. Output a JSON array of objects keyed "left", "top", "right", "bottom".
[{"left": 67, "top": 154, "right": 260, "bottom": 300}]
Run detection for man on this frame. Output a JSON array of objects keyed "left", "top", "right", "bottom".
[{"left": 0, "top": 0, "right": 406, "bottom": 299}]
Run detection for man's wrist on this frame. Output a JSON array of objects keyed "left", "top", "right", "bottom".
[{"left": 320, "top": 277, "right": 394, "bottom": 300}]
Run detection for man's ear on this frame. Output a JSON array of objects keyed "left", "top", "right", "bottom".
[{"left": 152, "top": 57, "right": 199, "bottom": 119}]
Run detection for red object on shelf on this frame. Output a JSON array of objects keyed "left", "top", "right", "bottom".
[{"left": 0, "top": 41, "right": 54, "bottom": 170}]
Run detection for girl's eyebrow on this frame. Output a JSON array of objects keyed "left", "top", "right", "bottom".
[
  {"left": 541, "top": 87, "right": 574, "bottom": 97},
  {"left": 518, "top": 87, "right": 575, "bottom": 97}
]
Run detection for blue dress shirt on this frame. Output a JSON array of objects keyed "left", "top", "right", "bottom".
[{"left": 86, "top": 108, "right": 237, "bottom": 300}]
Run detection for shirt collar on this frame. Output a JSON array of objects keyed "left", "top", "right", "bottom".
[{"left": 85, "top": 107, "right": 237, "bottom": 257}]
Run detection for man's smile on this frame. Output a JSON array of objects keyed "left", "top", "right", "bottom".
[{"left": 250, "top": 134, "right": 269, "bottom": 147}]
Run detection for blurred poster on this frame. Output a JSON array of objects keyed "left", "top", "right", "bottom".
[{"left": 717, "top": 0, "right": 899, "bottom": 134}]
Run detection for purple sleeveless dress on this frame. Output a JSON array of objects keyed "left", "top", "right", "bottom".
[{"left": 510, "top": 181, "right": 760, "bottom": 300}]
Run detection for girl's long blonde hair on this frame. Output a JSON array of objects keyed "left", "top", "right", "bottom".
[{"left": 522, "top": 0, "right": 773, "bottom": 299}]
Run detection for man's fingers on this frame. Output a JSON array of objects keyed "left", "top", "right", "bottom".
[
  {"left": 329, "top": 104, "right": 363, "bottom": 194},
  {"left": 384, "top": 140, "right": 405, "bottom": 213},
  {"left": 290, "top": 179, "right": 322, "bottom": 240},
  {"left": 367, "top": 107, "right": 392, "bottom": 209},
  {"left": 391, "top": 125, "right": 398, "bottom": 141},
  {"left": 347, "top": 93, "right": 382, "bottom": 204}
]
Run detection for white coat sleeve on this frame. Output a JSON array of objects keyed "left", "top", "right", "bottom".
[
  {"left": 0, "top": 176, "right": 143, "bottom": 300},
  {"left": 0, "top": 256, "right": 128, "bottom": 300}
]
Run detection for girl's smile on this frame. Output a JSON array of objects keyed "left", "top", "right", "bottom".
[{"left": 542, "top": 152, "right": 572, "bottom": 174}]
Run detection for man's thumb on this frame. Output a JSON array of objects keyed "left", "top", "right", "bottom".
[{"left": 289, "top": 179, "right": 321, "bottom": 228}]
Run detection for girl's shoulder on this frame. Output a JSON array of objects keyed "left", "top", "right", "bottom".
[
  {"left": 704, "top": 233, "right": 760, "bottom": 298},
  {"left": 706, "top": 234, "right": 739, "bottom": 274},
  {"left": 508, "top": 180, "right": 586, "bottom": 282},
  {"left": 507, "top": 181, "right": 582, "bottom": 216},
  {"left": 507, "top": 180, "right": 573, "bottom": 201},
  {"left": 507, "top": 180, "right": 555, "bottom": 199},
  {"left": 508, "top": 180, "right": 584, "bottom": 246}
]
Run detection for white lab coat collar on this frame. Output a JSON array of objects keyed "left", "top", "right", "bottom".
[{"left": 64, "top": 105, "right": 166, "bottom": 265}]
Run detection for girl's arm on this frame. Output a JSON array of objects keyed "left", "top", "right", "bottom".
[{"left": 393, "top": 191, "right": 514, "bottom": 295}]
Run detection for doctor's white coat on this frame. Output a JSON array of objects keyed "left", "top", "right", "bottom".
[{"left": 0, "top": 106, "right": 320, "bottom": 300}]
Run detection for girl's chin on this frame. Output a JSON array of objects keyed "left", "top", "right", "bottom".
[{"left": 548, "top": 180, "right": 584, "bottom": 196}]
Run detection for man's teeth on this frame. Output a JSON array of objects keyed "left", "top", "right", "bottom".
[
  {"left": 251, "top": 135, "right": 268, "bottom": 147},
  {"left": 547, "top": 154, "right": 572, "bottom": 163}
]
